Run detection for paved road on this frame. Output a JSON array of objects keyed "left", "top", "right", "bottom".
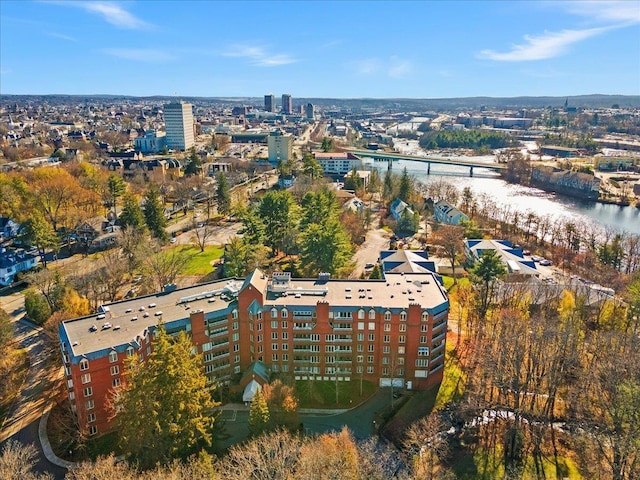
[
  {"left": 0, "top": 291, "right": 67, "bottom": 479},
  {"left": 350, "top": 226, "right": 391, "bottom": 279}
]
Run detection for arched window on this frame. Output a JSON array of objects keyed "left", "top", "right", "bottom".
[
  {"left": 369, "top": 309, "right": 376, "bottom": 320},
  {"left": 422, "top": 311, "right": 429, "bottom": 322},
  {"left": 271, "top": 308, "right": 278, "bottom": 319},
  {"left": 281, "top": 308, "right": 288, "bottom": 318},
  {"left": 384, "top": 310, "right": 391, "bottom": 321},
  {"left": 79, "top": 359, "right": 89, "bottom": 371},
  {"left": 400, "top": 311, "right": 407, "bottom": 321},
  {"left": 358, "top": 309, "right": 365, "bottom": 319}
]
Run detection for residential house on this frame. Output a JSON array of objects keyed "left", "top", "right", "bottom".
[
  {"left": 464, "top": 239, "right": 539, "bottom": 279},
  {"left": 0, "top": 248, "right": 39, "bottom": 286},
  {"left": 434, "top": 200, "right": 469, "bottom": 225},
  {"left": 0, "top": 217, "right": 20, "bottom": 243}
]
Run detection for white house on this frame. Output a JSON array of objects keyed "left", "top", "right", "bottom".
[
  {"left": 0, "top": 248, "right": 39, "bottom": 286},
  {"left": 434, "top": 200, "right": 469, "bottom": 225}
]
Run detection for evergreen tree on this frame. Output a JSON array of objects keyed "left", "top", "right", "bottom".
[
  {"left": 366, "top": 168, "right": 381, "bottom": 196},
  {"left": 20, "top": 213, "right": 58, "bottom": 268},
  {"left": 114, "top": 325, "right": 219, "bottom": 470},
  {"left": 248, "top": 388, "right": 270, "bottom": 436},
  {"left": 119, "top": 193, "right": 146, "bottom": 230},
  {"left": 301, "top": 153, "right": 323, "bottom": 180},
  {"left": 383, "top": 170, "right": 394, "bottom": 201},
  {"left": 223, "top": 236, "right": 249, "bottom": 277},
  {"left": 238, "top": 206, "right": 265, "bottom": 245},
  {"left": 216, "top": 173, "right": 231, "bottom": 215},
  {"left": 258, "top": 191, "right": 299, "bottom": 256},
  {"left": 24, "top": 289, "right": 52, "bottom": 325},
  {"left": 398, "top": 167, "right": 412, "bottom": 203},
  {"left": 143, "top": 183, "right": 167, "bottom": 241},
  {"left": 299, "top": 217, "right": 353, "bottom": 276},
  {"left": 184, "top": 147, "right": 202, "bottom": 177},
  {"left": 107, "top": 174, "right": 126, "bottom": 219},
  {"left": 470, "top": 250, "right": 507, "bottom": 319},
  {"left": 369, "top": 264, "right": 382, "bottom": 279}
]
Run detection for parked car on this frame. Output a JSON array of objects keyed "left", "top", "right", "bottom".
[
  {"left": 531, "top": 255, "right": 543, "bottom": 262},
  {"left": 539, "top": 259, "right": 552, "bottom": 266}
]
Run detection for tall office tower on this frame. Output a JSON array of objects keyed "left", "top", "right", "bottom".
[
  {"left": 306, "top": 102, "right": 315, "bottom": 120},
  {"left": 164, "top": 101, "right": 195, "bottom": 150},
  {"left": 264, "top": 94, "right": 275, "bottom": 112},
  {"left": 281, "top": 94, "right": 292, "bottom": 114}
]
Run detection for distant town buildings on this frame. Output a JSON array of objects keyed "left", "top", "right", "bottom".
[
  {"left": 281, "top": 94, "right": 292, "bottom": 115},
  {"left": 267, "top": 130, "right": 293, "bottom": 163},
  {"left": 164, "top": 101, "right": 195, "bottom": 150},
  {"left": 134, "top": 129, "right": 166, "bottom": 154},
  {"left": 264, "top": 94, "right": 275, "bottom": 113},
  {"left": 306, "top": 102, "right": 315, "bottom": 120},
  {"left": 313, "top": 152, "right": 361, "bottom": 175}
]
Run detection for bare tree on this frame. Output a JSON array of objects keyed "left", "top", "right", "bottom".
[{"left": 0, "top": 441, "right": 53, "bottom": 480}]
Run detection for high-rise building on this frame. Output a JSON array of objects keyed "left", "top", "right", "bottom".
[
  {"left": 306, "top": 102, "right": 315, "bottom": 120},
  {"left": 264, "top": 94, "right": 275, "bottom": 113},
  {"left": 267, "top": 130, "right": 293, "bottom": 162},
  {"left": 281, "top": 94, "right": 292, "bottom": 114},
  {"left": 58, "top": 264, "right": 448, "bottom": 437},
  {"left": 164, "top": 101, "right": 195, "bottom": 150}
]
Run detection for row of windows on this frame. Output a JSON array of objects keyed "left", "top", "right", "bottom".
[{"left": 270, "top": 308, "right": 433, "bottom": 322}]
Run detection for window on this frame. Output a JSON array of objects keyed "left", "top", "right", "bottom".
[
  {"left": 258, "top": 334, "right": 263, "bottom": 343},
  {"left": 421, "top": 324, "right": 428, "bottom": 332},
  {"left": 357, "top": 344, "right": 363, "bottom": 352},
  {"left": 271, "top": 308, "right": 278, "bottom": 319},
  {"left": 382, "top": 357, "right": 389, "bottom": 365},
  {"left": 109, "top": 351, "right": 118, "bottom": 363},
  {"left": 358, "top": 309, "right": 365, "bottom": 319},
  {"left": 272, "top": 354, "right": 278, "bottom": 361},
  {"left": 382, "top": 367, "right": 389, "bottom": 376},
  {"left": 325, "top": 345, "right": 334, "bottom": 353},
  {"left": 400, "top": 311, "right": 407, "bottom": 321},
  {"left": 282, "top": 332, "right": 288, "bottom": 340},
  {"left": 418, "top": 346, "right": 429, "bottom": 356},
  {"left": 357, "top": 322, "right": 364, "bottom": 331},
  {"left": 420, "top": 335, "right": 427, "bottom": 344},
  {"left": 88, "top": 425, "right": 98, "bottom": 436},
  {"left": 367, "top": 366, "right": 374, "bottom": 374},
  {"left": 416, "top": 359, "right": 429, "bottom": 367},
  {"left": 281, "top": 308, "right": 288, "bottom": 318},
  {"left": 368, "top": 344, "right": 375, "bottom": 352},
  {"left": 87, "top": 413, "right": 96, "bottom": 423},
  {"left": 233, "top": 344, "right": 239, "bottom": 352},
  {"left": 258, "top": 345, "right": 263, "bottom": 353},
  {"left": 233, "top": 322, "right": 239, "bottom": 330},
  {"left": 233, "top": 333, "right": 239, "bottom": 341},
  {"left": 357, "top": 333, "right": 364, "bottom": 341},
  {"left": 398, "top": 357, "right": 405, "bottom": 366},
  {"left": 282, "top": 343, "right": 288, "bottom": 351},
  {"left": 397, "top": 368, "right": 404, "bottom": 376},
  {"left": 235, "top": 355, "right": 240, "bottom": 364},
  {"left": 384, "top": 323, "right": 391, "bottom": 332},
  {"left": 369, "top": 309, "right": 376, "bottom": 320},
  {"left": 357, "top": 355, "right": 363, "bottom": 363},
  {"left": 85, "top": 399, "right": 94, "bottom": 410},
  {"left": 368, "top": 322, "right": 375, "bottom": 331},
  {"left": 384, "top": 335, "right": 390, "bottom": 343},
  {"left": 384, "top": 311, "right": 391, "bottom": 321},
  {"left": 272, "top": 343, "right": 278, "bottom": 351},
  {"left": 272, "top": 332, "right": 278, "bottom": 340},
  {"left": 110, "top": 366, "right": 119, "bottom": 376},
  {"left": 79, "top": 359, "right": 89, "bottom": 371},
  {"left": 356, "top": 366, "right": 363, "bottom": 373},
  {"left": 399, "top": 324, "right": 406, "bottom": 332},
  {"left": 282, "top": 354, "right": 288, "bottom": 361},
  {"left": 368, "top": 355, "right": 374, "bottom": 363},
  {"left": 68, "top": 391, "right": 75, "bottom": 401},
  {"left": 257, "top": 322, "right": 263, "bottom": 331},
  {"left": 368, "top": 333, "right": 375, "bottom": 342},
  {"left": 399, "top": 335, "right": 406, "bottom": 344},
  {"left": 271, "top": 320, "right": 278, "bottom": 329},
  {"left": 126, "top": 346, "right": 134, "bottom": 357},
  {"left": 232, "top": 309, "right": 238, "bottom": 319},
  {"left": 83, "top": 387, "right": 93, "bottom": 397},
  {"left": 81, "top": 373, "right": 91, "bottom": 384},
  {"left": 112, "top": 378, "right": 121, "bottom": 388},
  {"left": 383, "top": 346, "right": 390, "bottom": 354},
  {"left": 282, "top": 321, "right": 288, "bottom": 329},
  {"left": 422, "top": 311, "right": 429, "bottom": 322},
  {"left": 398, "top": 346, "right": 405, "bottom": 355}
]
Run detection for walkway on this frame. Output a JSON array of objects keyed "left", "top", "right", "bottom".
[{"left": 0, "top": 291, "right": 68, "bottom": 479}]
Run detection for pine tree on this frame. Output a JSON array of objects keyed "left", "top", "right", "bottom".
[
  {"left": 113, "top": 326, "right": 219, "bottom": 469},
  {"left": 398, "top": 167, "right": 412, "bottom": 203},
  {"left": 143, "top": 183, "right": 167, "bottom": 241},
  {"left": 107, "top": 174, "right": 126, "bottom": 219},
  {"left": 184, "top": 147, "right": 202, "bottom": 177},
  {"left": 248, "top": 388, "right": 270, "bottom": 436},
  {"left": 216, "top": 173, "right": 231, "bottom": 215},
  {"left": 119, "top": 193, "right": 146, "bottom": 230}
]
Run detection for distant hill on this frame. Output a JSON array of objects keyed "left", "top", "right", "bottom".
[{"left": 2, "top": 93, "right": 638, "bottom": 110}]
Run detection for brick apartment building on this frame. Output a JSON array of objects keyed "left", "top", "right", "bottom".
[{"left": 58, "top": 268, "right": 449, "bottom": 437}]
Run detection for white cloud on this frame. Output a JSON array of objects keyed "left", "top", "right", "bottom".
[
  {"left": 101, "top": 48, "right": 173, "bottom": 62},
  {"left": 43, "top": 1, "right": 151, "bottom": 30},
  {"left": 221, "top": 44, "right": 296, "bottom": 67},
  {"left": 353, "top": 58, "right": 381, "bottom": 75},
  {"left": 388, "top": 56, "right": 413, "bottom": 78},
  {"left": 47, "top": 32, "right": 77, "bottom": 42},
  {"left": 566, "top": 1, "right": 640, "bottom": 24},
  {"left": 478, "top": 26, "right": 611, "bottom": 61}
]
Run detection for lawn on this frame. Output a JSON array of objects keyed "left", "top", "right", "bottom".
[
  {"left": 295, "top": 379, "right": 376, "bottom": 409},
  {"left": 175, "top": 245, "right": 224, "bottom": 276},
  {"left": 441, "top": 275, "right": 470, "bottom": 293},
  {"left": 0, "top": 347, "right": 29, "bottom": 424}
]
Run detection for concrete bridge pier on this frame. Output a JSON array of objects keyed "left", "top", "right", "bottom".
[
  {"left": 388, "top": 159, "right": 392, "bottom": 171},
  {"left": 427, "top": 162, "right": 431, "bottom": 174},
  {"left": 469, "top": 166, "right": 474, "bottom": 177}
]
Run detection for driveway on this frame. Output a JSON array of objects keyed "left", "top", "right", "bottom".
[
  {"left": 0, "top": 291, "right": 67, "bottom": 480},
  {"left": 350, "top": 227, "right": 391, "bottom": 279}
]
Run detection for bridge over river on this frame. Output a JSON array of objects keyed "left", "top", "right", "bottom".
[{"left": 345, "top": 148, "right": 506, "bottom": 176}]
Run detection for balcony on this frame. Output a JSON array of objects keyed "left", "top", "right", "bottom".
[{"left": 432, "top": 332, "right": 446, "bottom": 344}]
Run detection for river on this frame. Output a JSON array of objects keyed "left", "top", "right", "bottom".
[{"left": 359, "top": 143, "right": 640, "bottom": 236}]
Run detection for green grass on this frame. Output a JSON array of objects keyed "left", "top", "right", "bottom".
[
  {"left": 295, "top": 379, "right": 376, "bottom": 409},
  {"left": 81, "top": 431, "right": 122, "bottom": 460},
  {"left": 441, "top": 275, "right": 470, "bottom": 293},
  {"left": 453, "top": 446, "right": 583, "bottom": 479},
  {"left": 175, "top": 245, "right": 224, "bottom": 276},
  {"left": 434, "top": 343, "right": 466, "bottom": 410},
  {"left": 0, "top": 348, "right": 29, "bottom": 424}
]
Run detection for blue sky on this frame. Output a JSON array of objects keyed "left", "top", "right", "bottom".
[{"left": 1, "top": 1, "right": 639, "bottom": 98}]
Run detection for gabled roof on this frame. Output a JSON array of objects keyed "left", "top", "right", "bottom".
[
  {"left": 242, "top": 268, "right": 269, "bottom": 294},
  {"left": 380, "top": 250, "right": 437, "bottom": 274},
  {"left": 465, "top": 239, "right": 538, "bottom": 276}
]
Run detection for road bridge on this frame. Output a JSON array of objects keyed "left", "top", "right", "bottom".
[{"left": 345, "top": 148, "right": 505, "bottom": 177}]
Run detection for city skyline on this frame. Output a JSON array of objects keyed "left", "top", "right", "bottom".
[{"left": 1, "top": 1, "right": 639, "bottom": 98}]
